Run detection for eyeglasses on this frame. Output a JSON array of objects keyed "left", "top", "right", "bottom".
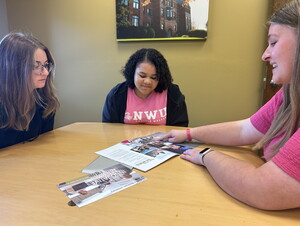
[{"left": 33, "top": 61, "right": 54, "bottom": 74}]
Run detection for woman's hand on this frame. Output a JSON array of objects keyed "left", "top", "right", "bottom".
[
  {"left": 160, "top": 129, "right": 187, "bottom": 143},
  {"left": 180, "top": 149, "right": 202, "bottom": 165}
]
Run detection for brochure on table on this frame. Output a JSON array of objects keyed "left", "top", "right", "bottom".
[
  {"left": 95, "top": 132, "right": 199, "bottom": 172},
  {"left": 81, "top": 155, "right": 132, "bottom": 174},
  {"left": 57, "top": 163, "right": 146, "bottom": 207},
  {"left": 58, "top": 132, "right": 199, "bottom": 207}
]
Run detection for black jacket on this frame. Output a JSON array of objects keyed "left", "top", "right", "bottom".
[
  {"left": 102, "top": 82, "right": 188, "bottom": 127},
  {"left": 0, "top": 105, "right": 55, "bottom": 149}
]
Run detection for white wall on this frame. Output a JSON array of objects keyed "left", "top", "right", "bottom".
[{"left": 0, "top": 0, "right": 8, "bottom": 38}]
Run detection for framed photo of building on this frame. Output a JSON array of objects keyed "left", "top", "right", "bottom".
[{"left": 116, "top": 0, "right": 209, "bottom": 41}]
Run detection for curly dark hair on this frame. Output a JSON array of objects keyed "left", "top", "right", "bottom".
[{"left": 122, "top": 48, "right": 173, "bottom": 93}]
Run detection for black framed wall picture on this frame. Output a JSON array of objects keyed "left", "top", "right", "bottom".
[{"left": 116, "top": 0, "right": 209, "bottom": 41}]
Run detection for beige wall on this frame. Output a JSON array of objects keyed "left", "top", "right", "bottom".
[
  {"left": 6, "top": 0, "right": 270, "bottom": 128},
  {"left": 0, "top": 0, "right": 8, "bottom": 37}
]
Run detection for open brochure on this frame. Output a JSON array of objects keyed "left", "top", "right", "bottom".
[
  {"left": 57, "top": 163, "right": 146, "bottom": 207},
  {"left": 95, "top": 132, "right": 199, "bottom": 172}
]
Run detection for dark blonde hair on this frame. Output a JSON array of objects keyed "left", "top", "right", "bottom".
[
  {"left": 0, "top": 32, "right": 59, "bottom": 130},
  {"left": 254, "top": 0, "right": 300, "bottom": 158}
]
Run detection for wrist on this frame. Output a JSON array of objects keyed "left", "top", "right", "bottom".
[
  {"left": 198, "top": 148, "right": 214, "bottom": 166},
  {"left": 186, "top": 128, "right": 192, "bottom": 141}
]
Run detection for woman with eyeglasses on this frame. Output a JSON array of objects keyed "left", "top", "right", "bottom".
[{"left": 0, "top": 32, "right": 60, "bottom": 149}]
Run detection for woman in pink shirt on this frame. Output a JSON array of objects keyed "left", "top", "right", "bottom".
[
  {"left": 102, "top": 48, "right": 188, "bottom": 127},
  {"left": 161, "top": 0, "right": 300, "bottom": 210}
]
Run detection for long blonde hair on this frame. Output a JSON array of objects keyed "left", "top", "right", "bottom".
[
  {"left": 0, "top": 32, "right": 59, "bottom": 130},
  {"left": 254, "top": 0, "right": 300, "bottom": 157}
]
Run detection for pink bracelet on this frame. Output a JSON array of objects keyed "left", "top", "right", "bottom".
[{"left": 186, "top": 128, "right": 192, "bottom": 141}]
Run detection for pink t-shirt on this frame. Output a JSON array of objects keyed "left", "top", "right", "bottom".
[
  {"left": 250, "top": 89, "right": 300, "bottom": 182},
  {"left": 124, "top": 88, "right": 167, "bottom": 125}
]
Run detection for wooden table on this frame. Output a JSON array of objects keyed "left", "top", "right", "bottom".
[{"left": 0, "top": 123, "right": 299, "bottom": 226}]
